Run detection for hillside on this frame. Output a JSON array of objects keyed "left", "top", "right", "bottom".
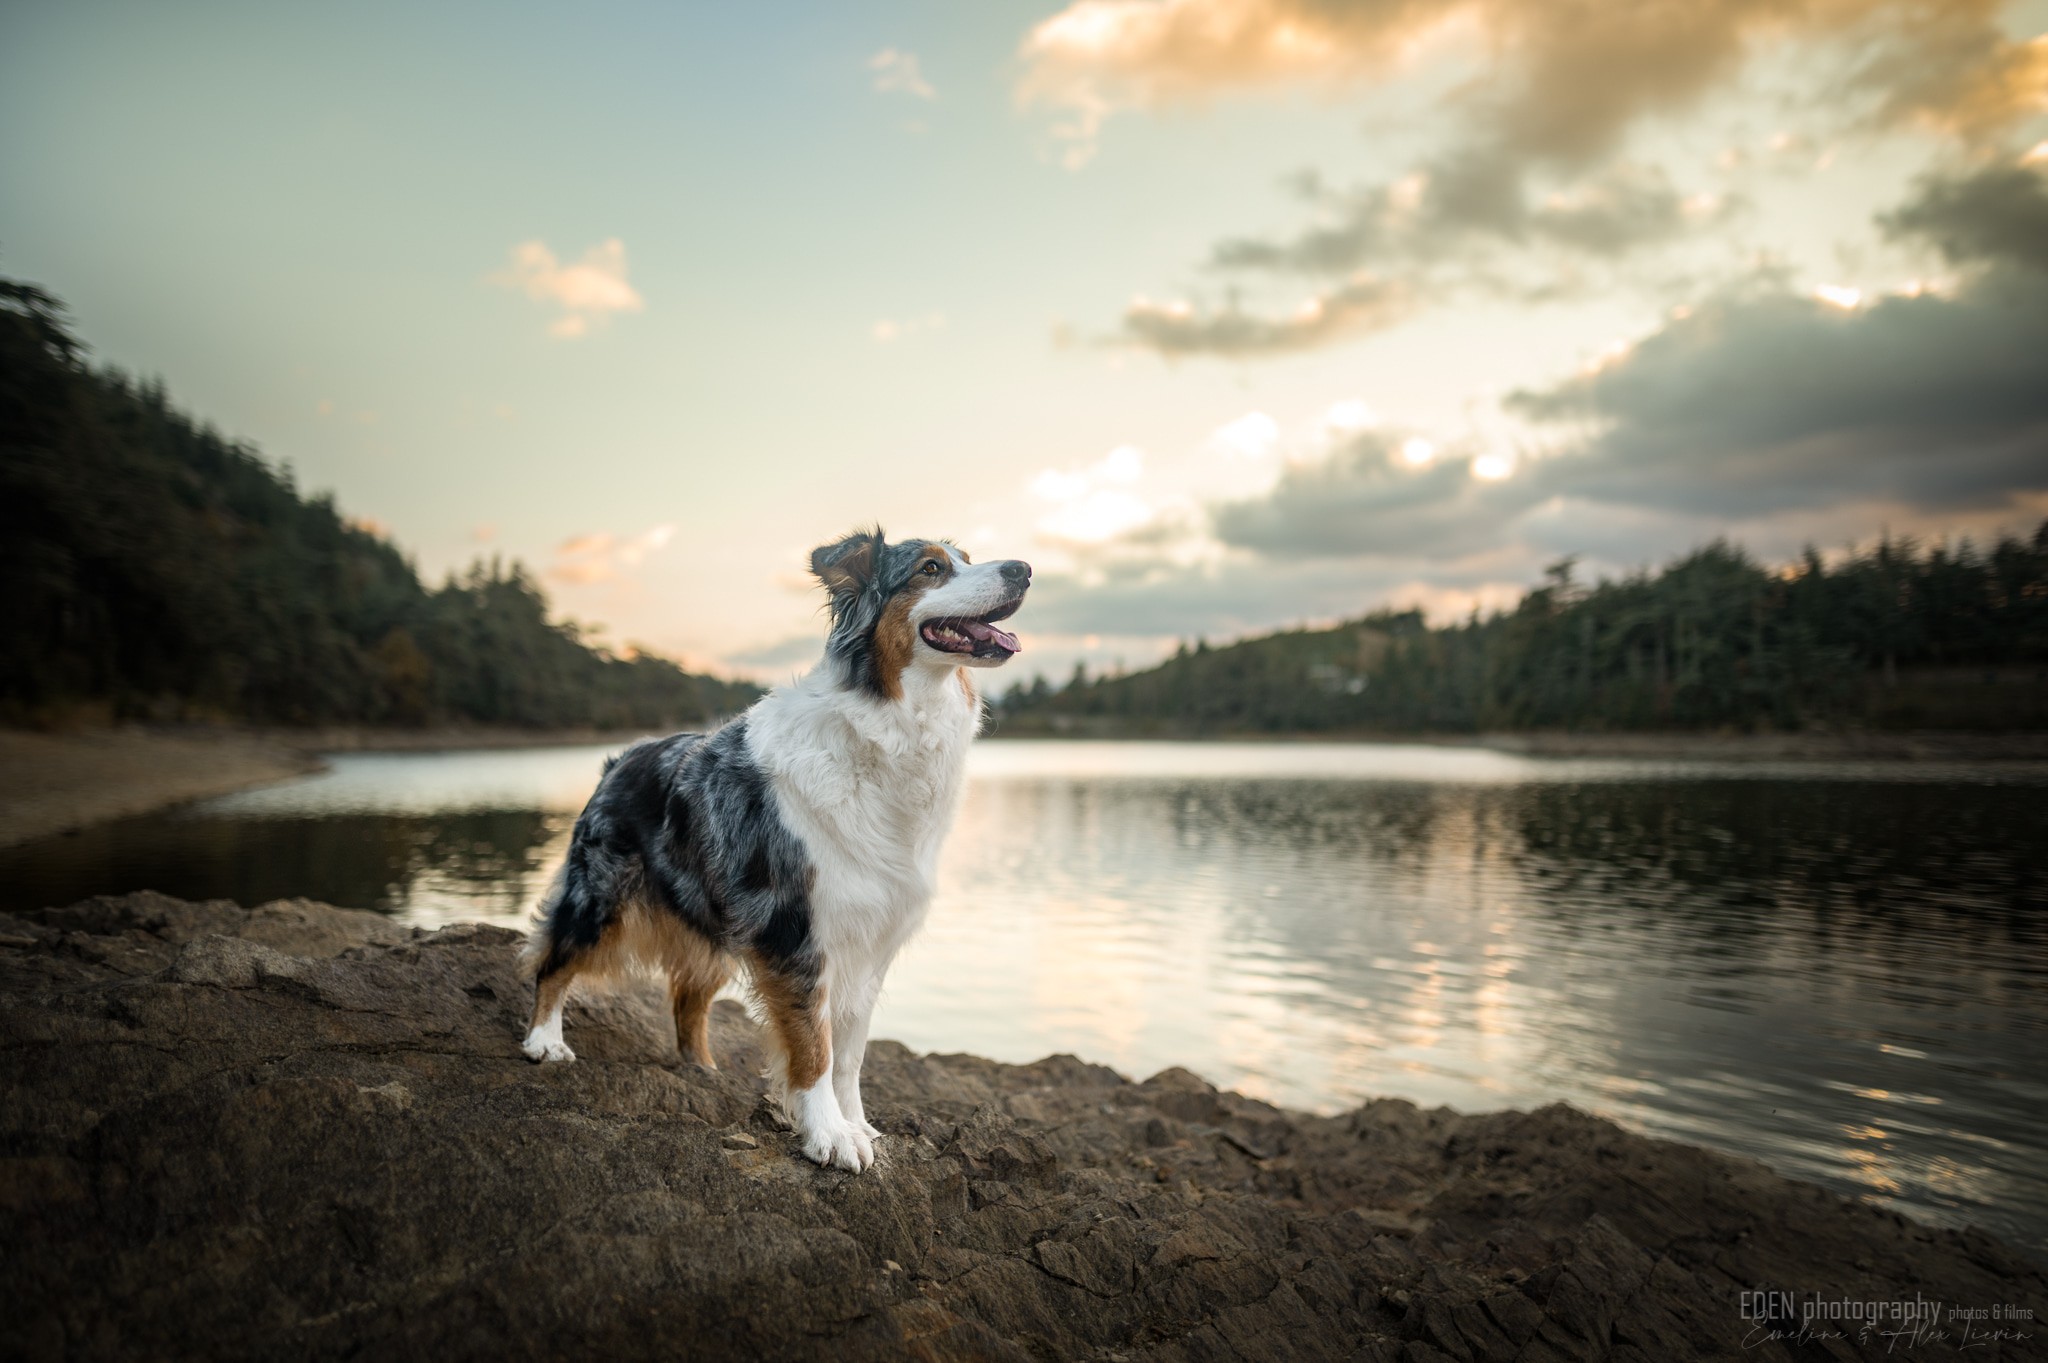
[
  {"left": 0, "top": 279, "right": 759, "bottom": 730},
  {"left": 995, "top": 537, "right": 2048, "bottom": 738}
]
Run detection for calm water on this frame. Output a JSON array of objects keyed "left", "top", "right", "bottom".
[{"left": 5, "top": 740, "right": 2046, "bottom": 1255}]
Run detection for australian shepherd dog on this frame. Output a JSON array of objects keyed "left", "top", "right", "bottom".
[{"left": 519, "top": 529, "right": 1029, "bottom": 1172}]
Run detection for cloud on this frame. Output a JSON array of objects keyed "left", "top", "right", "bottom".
[
  {"left": 1506, "top": 272, "right": 2048, "bottom": 520},
  {"left": 872, "top": 311, "right": 948, "bottom": 343},
  {"left": 1881, "top": 157, "right": 2048, "bottom": 274},
  {"left": 1119, "top": 274, "right": 1410, "bottom": 356},
  {"left": 870, "top": 48, "right": 936, "bottom": 100},
  {"left": 1034, "top": 0, "right": 2041, "bottom": 355},
  {"left": 1213, "top": 156, "right": 1718, "bottom": 278},
  {"left": 1211, "top": 431, "right": 1540, "bottom": 558},
  {"left": 1018, "top": 0, "right": 2045, "bottom": 168},
  {"left": 1178, "top": 247, "right": 2048, "bottom": 565},
  {"left": 1032, "top": 445, "right": 1159, "bottom": 545},
  {"left": 1852, "top": 21, "right": 2048, "bottom": 139},
  {"left": 1015, "top": 549, "right": 1527, "bottom": 643},
  {"left": 547, "top": 524, "right": 676, "bottom": 586},
  {"left": 491, "top": 239, "right": 644, "bottom": 339}
]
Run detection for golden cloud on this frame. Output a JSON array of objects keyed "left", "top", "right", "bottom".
[
  {"left": 491, "top": 238, "right": 645, "bottom": 340},
  {"left": 1019, "top": 0, "right": 2046, "bottom": 166}
]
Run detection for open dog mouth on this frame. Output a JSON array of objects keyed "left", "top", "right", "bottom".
[{"left": 919, "top": 595, "right": 1023, "bottom": 659}]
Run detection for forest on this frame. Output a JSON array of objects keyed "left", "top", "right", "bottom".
[
  {"left": 995, "top": 531, "right": 2048, "bottom": 737},
  {"left": 0, "top": 278, "right": 759, "bottom": 730}
]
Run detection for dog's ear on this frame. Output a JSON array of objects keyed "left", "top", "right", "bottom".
[{"left": 809, "top": 528, "right": 884, "bottom": 611}]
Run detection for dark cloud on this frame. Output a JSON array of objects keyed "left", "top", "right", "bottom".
[
  {"left": 1177, "top": 268, "right": 2048, "bottom": 568},
  {"left": 1510, "top": 273, "right": 2048, "bottom": 518},
  {"left": 1211, "top": 156, "right": 1702, "bottom": 279},
  {"left": 1016, "top": 552, "right": 1512, "bottom": 642},
  {"left": 1881, "top": 159, "right": 2048, "bottom": 273},
  {"left": 1211, "top": 433, "right": 1539, "bottom": 558},
  {"left": 1118, "top": 275, "right": 1411, "bottom": 357}
]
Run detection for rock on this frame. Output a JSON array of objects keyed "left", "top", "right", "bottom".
[{"left": 0, "top": 893, "right": 2042, "bottom": 1362}]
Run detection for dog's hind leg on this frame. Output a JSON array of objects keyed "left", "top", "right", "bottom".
[
  {"left": 638, "top": 907, "right": 730, "bottom": 1068},
  {"left": 523, "top": 962, "right": 583, "bottom": 1063},
  {"left": 520, "top": 854, "right": 616, "bottom": 1064}
]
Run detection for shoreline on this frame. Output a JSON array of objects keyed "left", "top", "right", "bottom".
[
  {"left": 4, "top": 891, "right": 2041, "bottom": 1359},
  {"left": 7, "top": 722, "right": 2044, "bottom": 850},
  {"left": 986, "top": 725, "right": 2048, "bottom": 760}
]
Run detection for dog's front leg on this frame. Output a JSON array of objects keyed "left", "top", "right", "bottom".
[
  {"left": 831, "top": 994, "right": 881, "bottom": 1143},
  {"left": 750, "top": 952, "right": 874, "bottom": 1172}
]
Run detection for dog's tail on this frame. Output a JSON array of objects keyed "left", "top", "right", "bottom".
[{"left": 519, "top": 856, "right": 577, "bottom": 979}]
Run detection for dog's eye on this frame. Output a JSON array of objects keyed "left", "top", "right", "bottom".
[{"left": 921, "top": 560, "right": 941, "bottom": 576}]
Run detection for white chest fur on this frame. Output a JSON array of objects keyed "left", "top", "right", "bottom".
[{"left": 743, "top": 662, "right": 980, "bottom": 976}]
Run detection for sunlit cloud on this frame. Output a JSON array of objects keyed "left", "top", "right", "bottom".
[
  {"left": 1812, "top": 283, "right": 1864, "bottom": 310},
  {"left": 1207, "top": 410, "right": 1279, "bottom": 460},
  {"left": 1031, "top": 445, "right": 1157, "bottom": 545},
  {"left": 870, "top": 48, "right": 937, "bottom": 100},
  {"left": 490, "top": 238, "right": 644, "bottom": 340},
  {"left": 1121, "top": 275, "right": 1409, "bottom": 357},
  {"left": 548, "top": 523, "right": 676, "bottom": 586},
  {"left": 1018, "top": 0, "right": 2046, "bottom": 166},
  {"left": 871, "top": 311, "right": 948, "bottom": 343}
]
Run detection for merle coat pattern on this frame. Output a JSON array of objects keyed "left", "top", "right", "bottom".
[{"left": 522, "top": 528, "right": 1029, "bottom": 1171}]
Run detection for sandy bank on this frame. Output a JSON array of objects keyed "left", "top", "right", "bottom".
[
  {"left": 0, "top": 729, "right": 322, "bottom": 849},
  {"left": 3, "top": 892, "right": 2040, "bottom": 1361},
  {"left": 0, "top": 725, "right": 677, "bottom": 849}
]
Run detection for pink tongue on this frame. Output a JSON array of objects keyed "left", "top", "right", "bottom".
[{"left": 962, "top": 619, "right": 1022, "bottom": 653}]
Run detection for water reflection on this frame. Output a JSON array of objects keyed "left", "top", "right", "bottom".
[{"left": 0, "top": 740, "right": 2042, "bottom": 1255}]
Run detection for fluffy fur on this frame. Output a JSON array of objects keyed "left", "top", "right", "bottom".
[{"left": 520, "top": 529, "right": 1030, "bottom": 1171}]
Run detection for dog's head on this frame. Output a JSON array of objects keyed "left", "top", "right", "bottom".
[{"left": 808, "top": 528, "right": 1031, "bottom": 700}]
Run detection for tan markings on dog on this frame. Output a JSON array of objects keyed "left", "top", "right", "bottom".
[
  {"left": 749, "top": 956, "right": 831, "bottom": 1091},
  {"left": 527, "top": 896, "right": 732, "bottom": 1067},
  {"left": 919, "top": 543, "right": 952, "bottom": 573},
  {"left": 957, "top": 667, "right": 975, "bottom": 701},
  {"left": 872, "top": 591, "right": 918, "bottom": 701},
  {"left": 528, "top": 966, "right": 579, "bottom": 1039},
  {"left": 625, "top": 905, "right": 731, "bottom": 1067}
]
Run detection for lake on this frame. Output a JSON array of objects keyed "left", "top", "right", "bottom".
[{"left": 5, "top": 738, "right": 2045, "bottom": 1256}]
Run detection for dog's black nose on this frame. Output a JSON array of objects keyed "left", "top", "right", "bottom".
[{"left": 1000, "top": 560, "right": 1032, "bottom": 586}]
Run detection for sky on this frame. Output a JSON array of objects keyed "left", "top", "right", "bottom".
[{"left": 4, "top": 0, "right": 2046, "bottom": 685}]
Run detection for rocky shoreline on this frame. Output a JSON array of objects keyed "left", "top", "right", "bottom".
[{"left": 2, "top": 893, "right": 2042, "bottom": 1361}]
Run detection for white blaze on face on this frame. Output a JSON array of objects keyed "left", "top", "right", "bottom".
[{"left": 913, "top": 547, "right": 1026, "bottom": 667}]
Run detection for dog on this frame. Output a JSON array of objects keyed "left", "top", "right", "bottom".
[{"left": 519, "top": 528, "right": 1029, "bottom": 1171}]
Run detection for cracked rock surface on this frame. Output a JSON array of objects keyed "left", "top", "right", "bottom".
[{"left": 2, "top": 893, "right": 2042, "bottom": 1361}]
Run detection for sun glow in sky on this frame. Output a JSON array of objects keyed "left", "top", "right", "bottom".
[{"left": 4, "top": 0, "right": 2046, "bottom": 683}]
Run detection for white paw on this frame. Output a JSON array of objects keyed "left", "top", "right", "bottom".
[
  {"left": 860, "top": 1119, "right": 883, "bottom": 1141},
  {"left": 522, "top": 1036, "right": 575, "bottom": 1063},
  {"left": 800, "top": 1115, "right": 875, "bottom": 1172}
]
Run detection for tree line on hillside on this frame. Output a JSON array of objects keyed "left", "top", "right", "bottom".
[
  {"left": 996, "top": 531, "right": 2048, "bottom": 736},
  {"left": 0, "top": 278, "right": 759, "bottom": 729}
]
